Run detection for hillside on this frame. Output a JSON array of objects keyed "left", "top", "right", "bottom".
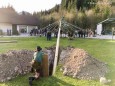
[
  {"left": 111, "top": 0, "right": 115, "bottom": 17},
  {"left": 33, "top": 0, "right": 114, "bottom": 29}
]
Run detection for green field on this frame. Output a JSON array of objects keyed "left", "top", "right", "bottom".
[{"left": 0, "top": 37, "right": 115, "bottom": 86}]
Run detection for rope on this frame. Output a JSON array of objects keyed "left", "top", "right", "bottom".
[{"left": 42, "top": 21, "right": 59, "bottom": 31}]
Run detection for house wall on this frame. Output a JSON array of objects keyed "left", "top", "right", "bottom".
[
  {"left": 0, "top": 24, "right": 38, "bottom": 35},
  {"left": 96, "top": 24, "right": 102, "bottom": 35},
  {"left": 0, "top": 23, "right": 12, "bottom": 35}
]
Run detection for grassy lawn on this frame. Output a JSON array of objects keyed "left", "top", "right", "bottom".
[{"left": 0, "top": 37, "right": 115, "bottom": 86}]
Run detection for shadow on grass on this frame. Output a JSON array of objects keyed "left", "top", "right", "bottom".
[
  {"left": 0, "top": 75, "right": 74, "bottom": 86},
  {"left": 34, "top": 76, "right": 75, "bottom": 86}
]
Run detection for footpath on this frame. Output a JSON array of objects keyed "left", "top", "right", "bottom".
[
  {"left": 1, "top": 34, "right": 115, "bottom": 40},
  {"left": 87, "top": 35, "right": 115, "bottom": 40}
]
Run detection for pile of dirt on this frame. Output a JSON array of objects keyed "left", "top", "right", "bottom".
[
  {"left": 59, "top": 48, "right": 109, "bottom": 80},
  {"left": 0, "top": 46, "right": 109, "bottom": 82},
  {"left": 59, "top": 46, "right": 74, "bottom": 65},
  {"left": 0, "top": 48, "right": 56, "bottom": 82},
  {"left": 0, "top": 50, "right": 34, "bottom": 82}
]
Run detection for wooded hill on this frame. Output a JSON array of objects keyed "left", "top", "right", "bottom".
[{"left": 33, "top": 0, "right": 114, "bottom": 30}]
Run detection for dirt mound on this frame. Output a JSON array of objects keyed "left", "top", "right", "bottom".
[
  {"left": 60, "top": 48, "right": 108, "bottom": 80},
  {"left": 0, "top": 46, "right": 109, "bottom": 82},
  {"left": 0, "top": 48, "right": 56, "bottom": 82},
  {"left": 0, "top": 50, "right": 34, "bottom": 82}
]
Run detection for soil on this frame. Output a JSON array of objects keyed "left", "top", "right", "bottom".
[
  {"left": 59, "top": 48, "right": 109, "bottom": 80},
  {"left": 0, "top": 46, "right": 109, "bottom": 82},
  {"left": 0, "top": 50, "right": 33, "bottom": 82}
]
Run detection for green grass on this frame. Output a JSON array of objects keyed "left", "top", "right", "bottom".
[{"left": 0, "top": 37, "right": 115, "bottom": 86}]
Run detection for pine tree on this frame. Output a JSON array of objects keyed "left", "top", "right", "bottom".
[{"left": 61, "top": 0, "right": 67, "bottom": 10}]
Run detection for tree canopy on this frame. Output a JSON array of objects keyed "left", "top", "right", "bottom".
[{"left": 33, "top": 0, "right": 113, "bottom": 30}]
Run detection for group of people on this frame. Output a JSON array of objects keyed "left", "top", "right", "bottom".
[
  {"left": 77, "top": 29, "right": 95, "bottom": 38},
  {"left": 59, "top": 29, "right": 95, "bottom": 39},
  {"left": 30, "top": 28, "right": 58, "bottom": 41},
  {"left": 78, "top": 30, "right": 86, "bottom": 38},
  {"left": 30, "top": 28, "right": 44, "bottom": 36},
  {"left": 29, "top": 28, "right": 96, "bottom": 41}
]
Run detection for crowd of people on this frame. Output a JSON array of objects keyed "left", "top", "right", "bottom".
[
  {"left": 29, "top": 28, "right": 58, "bottom": 41},
  {"left": 29, "top": 28, "right": 96, "bottom": 40},
  {"left": 77, "top": 29, "right": 95, "bottom": 38}
]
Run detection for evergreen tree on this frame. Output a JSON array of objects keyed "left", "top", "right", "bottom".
[
  {"left": 33, "top": 0, "right": 112, "bottom": 30},
  {"left": 61, "top": 0, "right": 67, "bottom": 9}
]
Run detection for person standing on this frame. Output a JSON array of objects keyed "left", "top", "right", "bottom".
[
  {"left": 47, "top": 31, "right": 52, "bottom": 41},
  {"left": 29, "top": 46, "right": 43, "bottom": 86},
  {"left": 78, "top": 30, "right": 81, "bottom": 38},
  {"left": 83, "top": 29, "right": 86, "bottom": 38}
]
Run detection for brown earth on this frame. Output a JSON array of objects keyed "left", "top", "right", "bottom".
[
  {"left": 0, "top": 46, "right": 109, "bottom": 82},
  {"left": 60, "top": 48, "right": 109, "bottom": 80},
  {"left": 0, "top": 50, "right": 33, "bottom": 82}
]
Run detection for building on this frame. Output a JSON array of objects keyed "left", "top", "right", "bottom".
[
  {"left": 0, "top": 7, "right": 39, "bottom": 35},
  {"left": 96, "top": 18, "right": 115, "bottom": 35}
]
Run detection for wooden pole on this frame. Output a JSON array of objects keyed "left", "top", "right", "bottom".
[
  {"left": 112, "top": 28, "right": 114, "bottom": 40},
  {"left": 53, "top": 20, "right": 61, "bottom": 75}
]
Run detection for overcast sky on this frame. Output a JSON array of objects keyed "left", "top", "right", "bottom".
[{"left": 0, "top": 0, "right": 61, "bottom": 13}]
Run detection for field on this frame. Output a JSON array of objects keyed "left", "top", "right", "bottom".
[{"left": 0, "top": 37, "right": 115, "bottom": 86}]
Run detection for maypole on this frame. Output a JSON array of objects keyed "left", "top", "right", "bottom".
[
  {"left": 112, "top": 27, "right": 115, "bottom": 40},
  {"left": 52, "top": 19, "right": 62, "bottom": 75}
]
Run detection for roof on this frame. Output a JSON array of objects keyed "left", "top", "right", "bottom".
[
  {"left": 97, "top": 18, "right": 115, "bottom": 25},
  {"left": 0, "top": 8, "right": 39, "bottom": 25}
]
